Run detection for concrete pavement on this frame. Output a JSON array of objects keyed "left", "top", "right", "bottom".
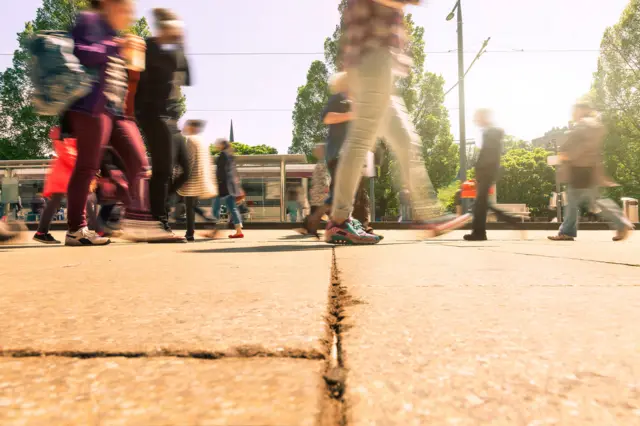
[{"left": 1, "top": 230, "right": 639, "bottom": 425}]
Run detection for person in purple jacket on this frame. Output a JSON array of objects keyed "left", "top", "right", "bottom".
[{"left": 63, "top": 0, "right": 151, "bottom": 246}]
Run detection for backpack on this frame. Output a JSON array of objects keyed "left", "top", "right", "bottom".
[{"left": 29, "top": 31, "right": 96, "bottom": 116}]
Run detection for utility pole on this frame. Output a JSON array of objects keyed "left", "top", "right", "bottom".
[
  {"left": 553, "top": 138, "right": 562, "bottom": 222},
  {"left": 447, "top": 0, "right": 468, "bottom": 211}
]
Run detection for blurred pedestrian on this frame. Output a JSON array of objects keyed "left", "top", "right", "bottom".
[
  {"left": 464, "top": 109, "right": 521, "bottom": 241},
  {"left": 63, "top": 0, "right": 150, "bottom": 246},
  {"left": 176, "top": 120, "right": 217, "bottom": 241},
  {"left": 135, "top": 7, "right": 192, "bottom": 241},
  {"left": 34, "top": 125, "right": 76, "bottom": 244},
  {"left": 299, "top": 143, "right": 330, "bottom": 237},
  {"left": 212, "top": 139, "right": 244, "bottom": 239},
  {"left": 326, "top": 0, "right": 444, "bottom": 244},
  {"left": 548, "top": 98, "right": 634, "bottom": 242}
]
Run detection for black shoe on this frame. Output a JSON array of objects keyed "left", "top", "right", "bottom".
[
  {"left": 186, "top": 235, "right": 195, "bottom": 242},
  {"left": 463, "top": 233, "right": 487, "bottom": 241},
  {"left": 33, "top": 232, "right": 61, "bottom": 244}
]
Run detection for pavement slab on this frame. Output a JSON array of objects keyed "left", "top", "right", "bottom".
[
  {"left": 0, "top": 233, "right": 331, "bottom": 354},
  {"left": 0, "top": 357, "right": 323, "bottom": 426},
  {"left": 335, "top": 232, "right": 640, "bottom": 425}
]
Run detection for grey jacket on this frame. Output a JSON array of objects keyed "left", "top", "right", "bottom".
[{"left": 558, "top": 116, "right": 615, "bottom": 187}]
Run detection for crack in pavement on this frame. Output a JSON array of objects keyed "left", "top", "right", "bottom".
[{"left": 318, "top": 248, "right": 350, "bottom": 426}]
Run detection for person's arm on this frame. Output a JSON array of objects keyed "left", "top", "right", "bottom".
[
  {"left": 182, "top": 49, "right": 192, "bottom": 87},
  {"left": 135, "top": 41, "right": 156, "bottom": 117},
  {"left": 71, "top": 12, "right": 111, "bottom": 68},
  {"left": 322, "top": 95, "right": 352, "bottom": 125},
  {"left": 323, "top": 112, "right": 352, "bottom": 125}
]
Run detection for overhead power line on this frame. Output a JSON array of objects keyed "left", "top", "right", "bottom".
[
  {"left": 187, "top": 106, "right": 460, "bottom": 113},
  {"left": 0, "top": 48, "right": 602, "bottom": 57}
]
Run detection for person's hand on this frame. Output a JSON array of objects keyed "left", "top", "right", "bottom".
[{"left": 114, "top": 37, "right": 126, "bottom": 49}]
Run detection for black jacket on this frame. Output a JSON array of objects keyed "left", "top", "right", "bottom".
[
  {"left": 475, "top": 127, "right": 505, "bottom": 177},
  {"left": 216, "top": 151, "right": 243, "bottom": 197},
  {"left": 135, "top": 38, "right": 191, "bottom": 119}
]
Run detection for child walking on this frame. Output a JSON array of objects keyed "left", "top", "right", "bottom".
[
  {"left": 33, "top": 126, "right": 78, "bottom": 244},
  {"left": 176, "top": 120, "right": 218, "bottom": 241}
]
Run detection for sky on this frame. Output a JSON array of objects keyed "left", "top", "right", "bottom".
[{"left": 0, "top": 0, "right": 631, "bottom": 153}]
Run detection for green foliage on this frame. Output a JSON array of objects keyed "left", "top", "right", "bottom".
[
  {"left": 230, "top": 142, "right": 278, "bottom": 155},
  {"left": 497, "top": 148, "right": 555, "bottom": 215},
  {"left": 292, "top": 4, "right": 457, "bottom": 219},
  {"left": 288, "top": 60, "right": 330, "bottom": 159},
  {"left": 593, "top": 0, "right": 640, "bottom": 200},
  {"left": 323, "top": 0, "right": 347, "bottom": 72},
  {"left": 124, "top": 16, "right": 152, "bottom": 38},
  {"left": 0, "top": 0, "right": 155, "bottom": 160},
  {"left": 436, "top": 180, "right": 460, "bottom": 213},
  {"left": 502, "top": 135, "right": 531, "bottom": 151},
  {"left": 373, "top": 142, "right": 399, "bottom": 218}
]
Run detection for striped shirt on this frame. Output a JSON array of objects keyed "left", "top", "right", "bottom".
[
  {"left": 177, "top": 135, "right": 217, "bottom": 199},
  {"left": 341, "top": 0, "right": 406, "bottom": 69}
]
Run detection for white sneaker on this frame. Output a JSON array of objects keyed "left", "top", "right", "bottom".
[{"left": 65, "top": 227, "right": 111, "bottom": 246}]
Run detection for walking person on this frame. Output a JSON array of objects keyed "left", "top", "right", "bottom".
[
  {"left": 286, "top": 187, "right": 302, "bottom": 223},
  {"left": 63, "top": 0, "right": 151, "bottom": 246},
  {"left": 548, "top": 99, "right": 634, "bottom": 242},
  {"left": 212, "top": 139, "right": 244, "bottom": 239},
  {"left": 304, "top": 72, "right": 351, "bottom": 235},
  {"left": 135, "top": 8, "right": 192, "bottom": 240},
  {"left": 34, "top": 126, "right": 76, "bottom": 244},
  {"left": 176, "top": 120, "right": 217, "bottom": 242},
  {"left": 325, "top": 0, "right": 443, "bottom": 244},
  {"left": 463, "top": 109, "right": 522, "bottom": 241},
  {"left": 299, "top": 143, "right": 330, "bottom": 237},
  {"left": 34, "top": 126, "right": 122, "bottom": 244}
]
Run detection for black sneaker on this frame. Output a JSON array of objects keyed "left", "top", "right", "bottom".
[
  {"left": 463, "top": 233, "right": 487, "bottom": 241},
  {"left": 186, "top": 235, "right": 195, "bottom": 242},
  {"left": 33, "top": 232, "right": 61, "bottom": 244}
]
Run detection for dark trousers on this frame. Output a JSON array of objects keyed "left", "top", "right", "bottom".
[
  {"left": 325, "top": 158, "right": 338, "bottom": 206},
  {"left": 471, "top": 171, "right": 519, "bottom": 235},
  {"left": 185, "top": 197, "right": 215, "bottom": 237},
  {"left": 138, "top": 115, "right": 191, "bottom": 224},
  {"left": 37, "top": 194, "right": 65, "bottom": 234},
  {"left": 66, "top": 112, "right": 148, "bottom": 232},
  {"left": 37, "top": 193, "right": 102, "bottom": 234}
]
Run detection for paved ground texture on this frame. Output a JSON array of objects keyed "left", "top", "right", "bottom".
[{"left": 1, "top": 229, "right": 639, "bottom": 425}]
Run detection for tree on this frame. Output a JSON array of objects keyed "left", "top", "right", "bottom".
[
  {"left": 288, "top": 60, "right": 329, "bottom": 158},
  {"left": 497, "top": 148, "right": 555, "bottom": 215},
  {"left": 290, "top": 4, "right": 456, "bottom": 218},
  {"left": 593, "top": 0, "right": 640, "bottom": 200},
  {"left": 502, "top": 135, "right": 531, "bottom": 151},
  {"left": 0, "top": 1, "right": 168, "bottom": 160},
  {"left": 230, "top": 142, "right": 278, "bottom": 156}
]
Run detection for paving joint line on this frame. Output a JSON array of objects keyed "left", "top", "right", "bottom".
[
  {"left": 433, "top": 243, "right": 640, "bottom": 268},
  {"left": 0, "top": 346, "right": 325, "bottom": 361}
]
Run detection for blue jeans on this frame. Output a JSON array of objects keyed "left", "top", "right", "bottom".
[
  {"left": 559, "top": 186, "right": 630, "bottom": 237},
  {"left": 212, "top": 195, "right": 242, "bottom": 226}
]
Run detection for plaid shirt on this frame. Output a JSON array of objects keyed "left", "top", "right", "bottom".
[{"left": 341, "top": 0, "right": 406, "bottom": 69}]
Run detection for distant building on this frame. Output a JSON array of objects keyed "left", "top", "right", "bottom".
[{"left": 532, "top": 129, "right": 568, "bottom": 151}]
